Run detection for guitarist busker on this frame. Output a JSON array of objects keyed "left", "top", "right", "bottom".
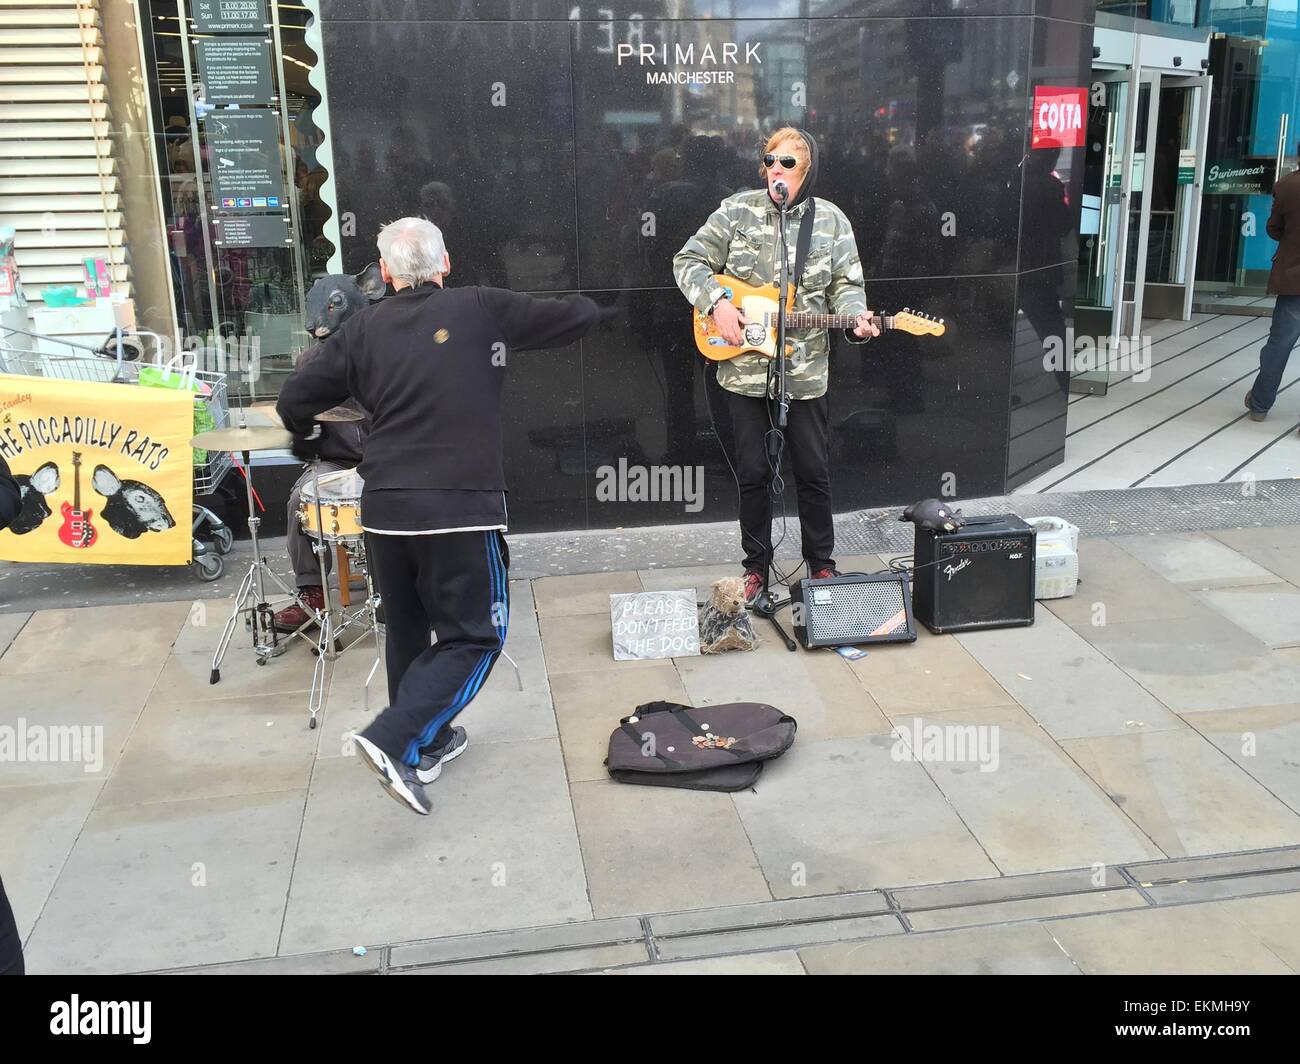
[{"left": 672, "top": 128, "right": 879, "bottom": 604}]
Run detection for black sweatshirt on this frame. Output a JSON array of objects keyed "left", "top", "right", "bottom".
[{"left": 277, "top": 283, "right": 601, "bottom": 529}]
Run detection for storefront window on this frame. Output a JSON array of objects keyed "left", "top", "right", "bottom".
[{"left": 139, "top": 0, "right": 332, "bottom": 402}]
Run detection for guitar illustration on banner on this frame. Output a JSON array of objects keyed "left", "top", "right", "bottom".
[
  {"left": 57, "top": 451, "right": 97, "bottom": 549},
  {"left": 693, "top": 274, "right": 947, "bottom": 362}
]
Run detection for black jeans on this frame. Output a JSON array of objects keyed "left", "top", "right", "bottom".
[
  {"left": 0, "top": 874, "right": 23, "bottom": 976},
  {"left": 725, "top": 388, "right": 835, "bottom": 575},
  {"left": 361, "top": 529, "right": 508, "bottom": 767}
]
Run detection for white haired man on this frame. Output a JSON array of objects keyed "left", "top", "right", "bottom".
[{"left": 278, "top": 217, "right": 612, "bottom": 814}]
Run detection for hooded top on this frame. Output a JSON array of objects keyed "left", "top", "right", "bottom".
[{"left": 770, "top": 129, "right": 819, "bottom": 210}]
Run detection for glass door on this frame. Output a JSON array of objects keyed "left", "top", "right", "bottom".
[{"left": 1077, "top": 71, "right": 1135, "bottom": 337}]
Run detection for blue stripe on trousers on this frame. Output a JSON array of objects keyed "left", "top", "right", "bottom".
[{"left": 403, "top": 532, "right": 508, "bottom": 764}]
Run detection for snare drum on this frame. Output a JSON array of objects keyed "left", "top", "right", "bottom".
[{"left": 299, "top": 468, "right": 365, "bottom": 542}]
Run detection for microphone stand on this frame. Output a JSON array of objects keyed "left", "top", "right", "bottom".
[{"left": 750, "top": 185, "right": 798, "bottom": 652}]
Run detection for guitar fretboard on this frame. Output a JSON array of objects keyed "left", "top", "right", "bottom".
[{"left": 771, "top": 313, "right": 895, "bottom": 330}]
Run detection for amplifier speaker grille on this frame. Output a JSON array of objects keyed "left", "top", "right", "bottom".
[{"left": 791, "top": 573, "right": 917, "bottom": 648}]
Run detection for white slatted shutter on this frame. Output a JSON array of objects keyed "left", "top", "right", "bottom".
[{"left": 0, "top": 0, "right": 129, "bottom": 306}]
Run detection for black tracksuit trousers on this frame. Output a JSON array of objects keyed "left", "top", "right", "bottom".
[{"left": 360, "top": 530, "right": 508, "bottom": 767}]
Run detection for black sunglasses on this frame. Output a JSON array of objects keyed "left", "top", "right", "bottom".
[{"left": 763, "top": 153, "right": 799, "bottom": 169}]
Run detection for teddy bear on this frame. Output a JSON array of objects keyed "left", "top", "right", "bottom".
[{"left": 698, "top": 576, "right": 759, "bottom": 654}]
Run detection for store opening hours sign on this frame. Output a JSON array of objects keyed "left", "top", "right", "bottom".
[{"left": 1032, "top": 86, "right": 1086, "bottom": 150}]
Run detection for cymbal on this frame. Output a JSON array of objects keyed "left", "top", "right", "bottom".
[
  {"left": 191, "top": 425, "right": 293, "bottom": 452},
  {"left": 314, "top": 405, "right": 365, "bottom": 423}
]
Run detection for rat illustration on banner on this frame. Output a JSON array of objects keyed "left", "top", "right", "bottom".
[{"left": 0, "top": 375, "right": 193, "bottom": 566}]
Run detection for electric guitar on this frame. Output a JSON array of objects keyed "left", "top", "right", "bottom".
[
  {"left": 58, "top": 451, "right": 96, "bottom": 549},
  {"left": 693, "top": 274, "right": 946, "bottom": 362}
]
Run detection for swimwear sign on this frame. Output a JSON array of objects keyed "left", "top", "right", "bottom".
[{"left": 1032, "top": 86, "right": 1087, "bottom": 150}]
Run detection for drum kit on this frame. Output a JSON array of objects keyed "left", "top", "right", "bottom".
[{"left": 193, "top": 405, "right": 382, "bottom": 730}]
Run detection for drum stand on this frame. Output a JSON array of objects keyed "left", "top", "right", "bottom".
[
  {"left": 303, "top": 460, "right": 383, "bottom": 730},
  {"left": 210, "top": 449, "right": 313, "bottom": 683}
]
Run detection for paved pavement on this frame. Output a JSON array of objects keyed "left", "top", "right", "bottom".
[{"left": 4, "top": 522, "right": 1300, "bottom": 973}]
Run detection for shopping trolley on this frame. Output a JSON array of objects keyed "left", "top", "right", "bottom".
[{"left": 0, "top": 324, "right": 236, "bottom": 581}]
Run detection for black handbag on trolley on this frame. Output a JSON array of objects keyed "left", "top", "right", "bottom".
[{"left": 605, "top": 701, "right": 797, "bottom": 792}]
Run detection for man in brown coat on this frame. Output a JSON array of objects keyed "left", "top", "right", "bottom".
[{"left": 1246, "top": 154, "right": 1300, "bottom": 427}]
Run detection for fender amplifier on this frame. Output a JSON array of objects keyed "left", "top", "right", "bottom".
[
  {"left": 911, "top": 515, "right": 1036, "bottom": 633},
  {"left": 790, "top": 572, "right": 917, "bottom": 649}
]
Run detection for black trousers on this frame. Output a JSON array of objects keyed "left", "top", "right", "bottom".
[
  {"left": 0, "top": 874, "right": 23, "bottom": 976},
  {"left": 360, "top": 529, "right": 508, "bottom": 767},
  {"left": 725, "top": 388, "right": 835, "bottom": 575}
]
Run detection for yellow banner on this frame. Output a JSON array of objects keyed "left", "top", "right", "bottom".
[{"left": 0, "top": 374, "right": 194, "bottom": 565}]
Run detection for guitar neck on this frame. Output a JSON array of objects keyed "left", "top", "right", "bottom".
[
  {"left": 782, "top": 312, "right": 893, "bottom": 330},
  {"left": 72, "top": 457, "right": 81, "bottom": 511}
]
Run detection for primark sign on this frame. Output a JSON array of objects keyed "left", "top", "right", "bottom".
[{"left": 616, "top": 40, "right": 762, "bottom": 84}]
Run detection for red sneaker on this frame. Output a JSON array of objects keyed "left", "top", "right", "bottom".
[
  {"left": 811, "top": 567, "right": 840, "bottom": 581},
  {"left": 274, "top": 585, "right": 325, "bottom": 632},
  {"left": 743, "top": 571, "right": 764, "bottom": 604}
]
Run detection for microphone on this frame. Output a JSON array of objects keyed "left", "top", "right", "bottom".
[{"left": 773, "top": 180, "right": 788, "bottom": 204}]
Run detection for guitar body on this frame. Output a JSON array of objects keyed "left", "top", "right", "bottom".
[
  {"left": 692, "top": 273, "right": 946, "bottom": 361},
  {"left": 694, "top": 276, "right": 792, "bottom": 361},
  {"left": 58, "top": 501, "right": 97, "bottom": 548}
]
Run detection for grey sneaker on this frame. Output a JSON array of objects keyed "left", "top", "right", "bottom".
[
  {"left": 416, "top": 727, "right": 468, "bottom": 785},
  {"left": 1245, "top": 391, "right": 1267, "bottom": 422},
  {"left": 351, "top": 733, "right": 431, "bottom": 815}
]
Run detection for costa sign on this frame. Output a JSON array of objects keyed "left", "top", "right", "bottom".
[{"left": 1032, "top": 86, "right": 1086, "bottom": 149}]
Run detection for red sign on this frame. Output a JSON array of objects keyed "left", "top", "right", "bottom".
[{"left": 1032, "top": 86, "right": 1086, "bottom": 150}]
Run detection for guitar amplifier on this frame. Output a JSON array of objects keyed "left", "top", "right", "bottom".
[
  {"left": 790, "top": 572, "right": 917, "bottom": 649},
  {"left": 911, "top": 515, "right": 1037, "bottom": 634}
]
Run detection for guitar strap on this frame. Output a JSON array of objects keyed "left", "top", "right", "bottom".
[{"left": 791, "top": 196, "right": 817, "bottom": 298}]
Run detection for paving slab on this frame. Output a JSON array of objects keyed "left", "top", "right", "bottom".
[
  {"left": 1041, "top": 537, "right": 1207, "bottom": 627},
  {"left": 956, "top": 604, "right": 1183, "bottom": 740},
  {"left": 801, "top": 922, "right": 1082, "bottom": 975},
  {"left": 539, "top": 611, "right": 664, "bottom": 675},
  {"left": 649, "top": 891, "right": 889, "bottom": 937},
  {"left": 892, "top": 865, "right": 1131, "bottom": 910},
  {"left": 906, "top": 888, "right": 1146, "bottom": 932},
  {"left": 894, "top": 705, "right": 1164, "bottom": 874},
  {"left": 279, "top": 739, "right": 589, "bottom": 953},
  {"left": 1210, "top": 526, "right": 1300, "bottom": 586},
  {"left": 550, "top": 663, "right": 689, "bottom": 783},
  {"left": 676, "top": 630, "right": 891, "bottom": 743},
  {"left": 96, "top": 693, "right": 318, "bottom": 809},
  {"left": 570, "top": 780, "right": 771, "bottom": 919},
  {"left": 0, "top": 601, "right": 191, "bottom": 678},
  {"left": 1111, "top": 532, "right": 1282, "bottom": 588},
  {"left": 1063, "top": 729, "right": 1300, "bottom": 857},
  {"left": 0, "top": 666, "right": 161, "bottom": 786},
  {"left": 636, "top": 564, "right": 741, "bottom": 596},
  {"left": 601, "top": 950, "right": 806, "bottom": 975},
  {"left": 389, "top": 916, "right": 645, "bottom": 968},
  {"left": 1144, "top": 869, "right": 1300, "bottom": 904},
  {"left": 654, "top": 913, "right": 902, "bottom": 962},
  {"left": 0, "top": 778, "right": 102, "bottom": 940},
  {"left": 843, "top": 626, "right": 1013, "bottom": 716},
  {"left": 167, "top": 598, "right": 234, "bottom": 656},
  {"left": 731, "top": 734, "right": 1000, "bottom": 898},
  {"left": 155, "top": 640, "right": 319, "bottom": 702},
  {"left": 0, "top": 611, "right": 30, "bottom": 657},
  {"left": 1194, "top": 584, "right": 1300, "bottom": 648},
  {"left": 1125, "top": 846, "right": 1300, "bottom": 883},
  {"left": 533, "top": 570, "right": 643, "bottom": 618},
  {"left": 21, "top": 789, "right": 304, "bottom": 974},
  {"left": 158, "top": 949, "right": 381, "bottom": 975},
  {"left": 1184, "top": 705, "right": 1300, "bottom": 817},
  {"left": 1075, "top": 612, "right": 1300, "bottom": 713},
  {"left": 1217, "top": 892, "right": 1300, "bottom": 971},
  {"left": 401, "top": 942, "right": 649, "bottom": 974},
  {"left": 1044, "top": 900, "right": 1295, "bottom": 974}
]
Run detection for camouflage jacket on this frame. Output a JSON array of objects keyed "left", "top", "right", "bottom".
[{"left": 672, "top": 189, "right": 869, "bottom": 399}]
